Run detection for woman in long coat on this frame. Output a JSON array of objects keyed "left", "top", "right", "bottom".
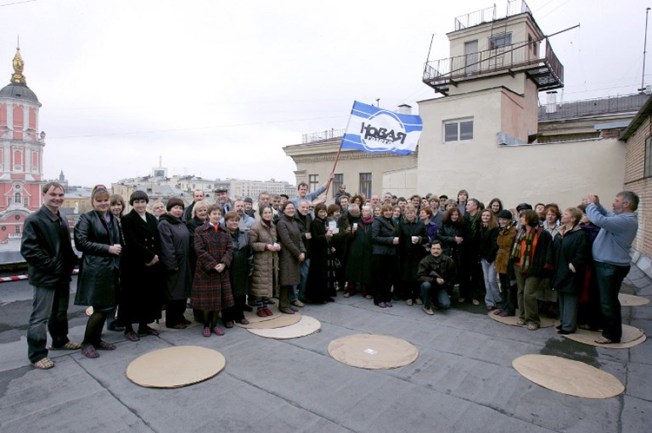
[
  {"left": 305, "top": 203, "right": 333, "bottom": 304},
  {"left": 118, "top": 190, "right": 163, "bottom": 341},
  {"left": 222, "top": 211, "right": 252, "bottom": 327},
  {"left": 192, "top": 204, "right": 234, "bottom": 337},
  {"left": 74, "top": 185, "right": 123, "bottom": 359},
  {"left": 371, "top": 204, "right": 399, "bottom": 308},
  {"left": 158, "top": 197, "right": 193, "bottom": 329},
  {"left": 552, "top": 207, "right": 589, "bottom": 334},
  {"left": 397, "top": 204, "right": 428, "bottom": 305},
  {"left": 277, "top": 202, "right": 306, "bottom": 314},
  {"left": 249, "top": 205, "right": 280, "bottom": 316},
  {"left": 344, "top": 204, "right": 373, "bottom": 298}
]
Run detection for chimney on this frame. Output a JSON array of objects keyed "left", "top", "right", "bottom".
[
  {"left": 545, "top": 91, "right": 557, "bottom": 114},
  {"left": 397, "top": 104, "right": 412, "bottom": 115}
]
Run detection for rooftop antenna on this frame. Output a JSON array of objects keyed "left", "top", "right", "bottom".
[{"left": 640, "top": 7, "right": 651, "bottom": 92}]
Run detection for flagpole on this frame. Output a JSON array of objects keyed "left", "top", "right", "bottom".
[{"left": 325, "top": 102, "right": 355, "bottom": 198}]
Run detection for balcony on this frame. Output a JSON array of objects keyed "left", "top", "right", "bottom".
[{"left": 422, "top": 38, "right": 563, "bottom": 95}]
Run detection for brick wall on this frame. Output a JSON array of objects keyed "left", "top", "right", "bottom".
[{"left": 624, "top": 116, "right": 652, "bottom": 256}]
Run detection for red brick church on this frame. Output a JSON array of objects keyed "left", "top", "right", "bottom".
[{"left": 0, "top": 48, "right": 45, "bottom": 245}]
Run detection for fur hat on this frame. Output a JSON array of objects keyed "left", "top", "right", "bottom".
[{"left": 166, "top": 197, "right": 185, "bottom": 211}]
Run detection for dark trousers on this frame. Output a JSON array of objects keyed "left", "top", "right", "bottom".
[
  {"left": 27, "top": 284, "right": 72, "bottom": 363},
  {"left": 279, "top": 285, "right": 293, "bottom": 309},
  {"left": 459, "top": 257, "right": 484, "bottom": 301},
  {"left": 558, "top": 292, "right": 579, "bottom": 332},
  {"left": 372, "top": 255, "right": 394, "bottom": 304},
  {"left": 594, "top": 261, "right": 630, "bottom": 342},
  {"left": 402, "top": 280, "right": 421, "bottom": 301},
  {"left": 222, "top": 295, "right": 246, "bottom": 322},
  {"left": 499, "top": 273, "right": 517, "bottom": 314},
  {"left": 165, "top": 299, "right": 187, "bottom": 327},
  {"left": 578, "top": 268, "right": 602, "bottom": 330}
]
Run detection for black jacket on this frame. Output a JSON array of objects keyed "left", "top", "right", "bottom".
[
  {"left": 74, "top": 210, "right": 123, "bottom": 307},
  {"left": 20, "top": 205, "right": 77, "bottom": 287},
  {"left": 417, "top": 253, "right": 457, "bottom": 288},
  {"left": 552, "top": 226, "right": 589, "bottom": 294},
  {"left": 478, "top": 225, "right": 499, "bottom": 263},
  {"left": 371, "top": 216, "right": 397, "bottom": 256}
]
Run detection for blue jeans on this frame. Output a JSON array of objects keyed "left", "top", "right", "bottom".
[
  {"left": 481, "top": 259, "right": 502, "bottom": 308},
  {"left": 296, "top": 258, "right": 311, "bottom": 301},
  {"left": 594, "top": 261, "right": 630, "bottom": 342},
  {"left": 27, "top": 284, "right": 72, "bottom": 363},
  {"left": 420, "top": 281, "right": 451, "bottom": 310}
]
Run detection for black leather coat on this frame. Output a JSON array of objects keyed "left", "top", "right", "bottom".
[{"left": 20, "top": 205, "right": 77, "bottom": 288}]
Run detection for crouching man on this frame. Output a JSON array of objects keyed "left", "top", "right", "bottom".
[{"left": 417, "top": 241, "right": 457, "bottom": 315}]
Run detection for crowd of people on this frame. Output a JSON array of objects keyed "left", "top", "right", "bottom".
[{"left": 21, "top": 179, "right": 639, "bottom": 368}]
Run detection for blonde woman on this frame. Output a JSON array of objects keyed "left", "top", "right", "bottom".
[{"left": 74, "top": 185, "right": 123, "bottom": 359}]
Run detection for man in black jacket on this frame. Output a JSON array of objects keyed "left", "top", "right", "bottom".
[
  {"left": 418, "top": 241, "right": 457, "bottom": 315},
  {"left": 21, "top": 182, "right": 80, "bottom": 369}
]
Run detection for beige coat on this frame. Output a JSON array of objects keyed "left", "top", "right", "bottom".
[{"left": 249, "top": 221, "right": 279, "bottom": 298}]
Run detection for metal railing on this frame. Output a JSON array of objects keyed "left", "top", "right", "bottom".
[
  {"left": 302, "top": 128, "right": 346, "bottom": 144},
  {"left": 454, "top": 0, "right": 532, "bottom": 30},
  {"left": 538, "top": 93, "right": 649, "bottom": 121},
  {"left": 423, "top": 36, "right": 563, "bottom": 89}
]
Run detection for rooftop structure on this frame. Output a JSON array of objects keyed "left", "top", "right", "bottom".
[{"left": 422, "top": 0, "right": 563, "bottom": 96}]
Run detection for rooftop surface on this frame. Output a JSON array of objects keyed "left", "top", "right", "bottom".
[{"left": 0, "top": 269, "right": 650, "bottom": 433}]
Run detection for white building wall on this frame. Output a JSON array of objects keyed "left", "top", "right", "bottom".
[
  {"left": 383, "top": 167, "right": 418, "bottom": 199},
  {"left": 417, "top": 89, "right": 626, "bottom": 209}
]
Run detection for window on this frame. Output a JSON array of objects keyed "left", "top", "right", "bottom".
[
  {"left": 444, "top": 119, "right": 474, "bottom": 143},
  {"left": 359, "top": 173, "right": 372, "bottom": 200},
  {"left": 14, "top": 192, "right": 20, "bottom": 204},
  {"left": 528, "top": 35, "right": 539, "bottom": 56},
  {"left": 489, "top": 33, "right": 512, "bottom": 50},
  {"left": 308, "top": 174, "right": 319, "bottom": 193},
  {"left": 464, "top": 40, "right": 478, "bottom": 75},
  {"left": 332, "top": 173, "right": 343, "bottom": 198},
  {"left": 645, "top": 136, "right": 652, "bottom": 178}
]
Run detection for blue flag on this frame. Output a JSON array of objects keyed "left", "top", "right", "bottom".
[{"left": 341, "top": 101, "right": 423, "bottom": 155}]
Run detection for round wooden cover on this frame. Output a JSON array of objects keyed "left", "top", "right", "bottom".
[
  {"left": 488, "top": 311, "right": 557, "bottom": 328},
  {"left": 619, "top": 293, "right": 650, "bottom": 307},
  {"left": 328, "top": 334, "right": 418, "bottom": 370},
  {"left": 126, "top": 345, "right": 226, "bottom": 388},
  {"left": 562, "top": 325, "right": 646, "bottom": 349},
  {"left": 512, "top": 354, "right": 624, "bottom": 398},
  {"left": 239, "top": 302, "right": 286, "bottom": 325},
  {"left": 247, "top": 316, "right": 320, "bottom": 339},
  {"left": 238, "top": 312, "right": 302, "bottom": 329}
]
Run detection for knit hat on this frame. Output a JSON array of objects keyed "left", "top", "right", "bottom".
[
  {"left": 166, "top": 197, "right": 185, "bottom": 211},
  {"left": 244, "top": 197, "right": 253, "bottom": 204},
  {"left": 497, "top": 209, "right": 513, "bottom": 220}
]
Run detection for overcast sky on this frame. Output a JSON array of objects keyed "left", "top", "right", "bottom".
[{"left": 0, "top": 0, "right": 649, "bottom": 187}]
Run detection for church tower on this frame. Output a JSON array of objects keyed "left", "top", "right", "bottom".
[{"left": 0, "top": 47, "right": 45, "bottom": 244}]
